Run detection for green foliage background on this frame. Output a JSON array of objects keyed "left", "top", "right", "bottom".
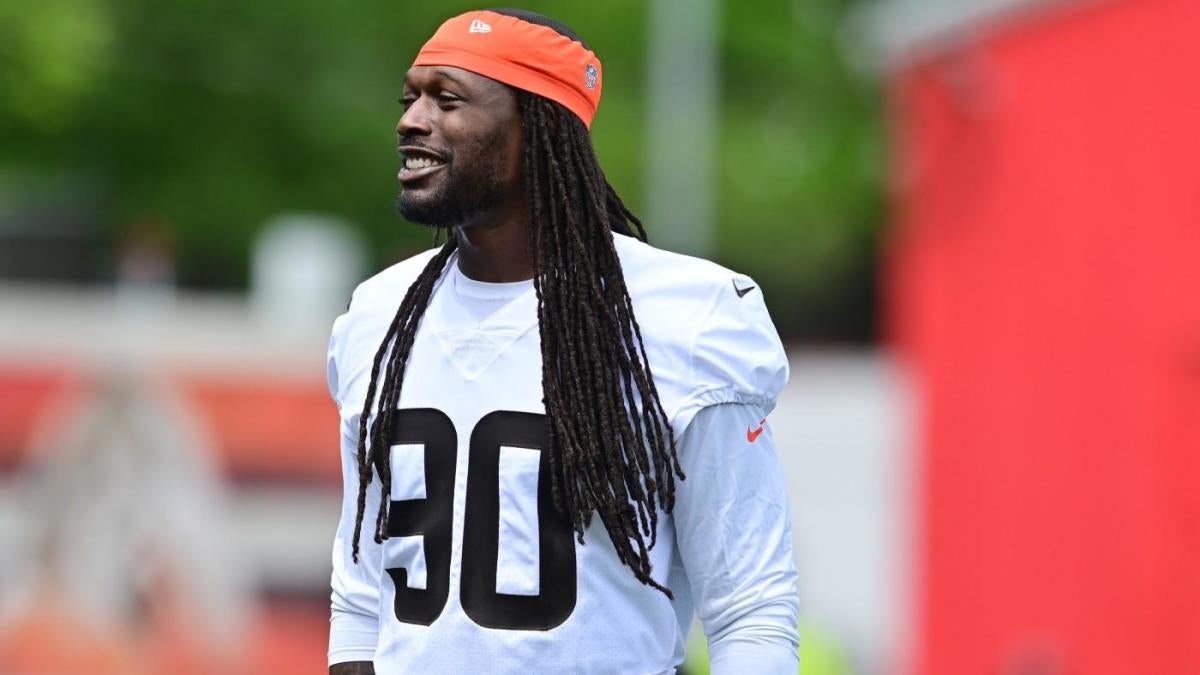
[{"left": 0, "top": 0, "right": 882, "bottom": 340}]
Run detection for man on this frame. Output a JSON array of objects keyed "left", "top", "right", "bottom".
[{"left": 327, "top": 9, "right": 799, "bottom": 674}]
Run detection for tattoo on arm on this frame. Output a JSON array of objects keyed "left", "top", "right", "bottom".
[{"left": 330, "top": 662, "right": 374, "bottom": 675}]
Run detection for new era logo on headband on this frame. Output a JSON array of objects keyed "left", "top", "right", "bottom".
[{"left": 468, "top": 19, "right": 491, "bottom": 34}]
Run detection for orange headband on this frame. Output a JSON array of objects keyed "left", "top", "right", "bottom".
[{"left": 413, "top": 10, "right": 603, "bottom": 128}]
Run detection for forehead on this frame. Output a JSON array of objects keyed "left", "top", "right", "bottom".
[{"left": 403, "top": 65, "right": 504, "bottom": 94}]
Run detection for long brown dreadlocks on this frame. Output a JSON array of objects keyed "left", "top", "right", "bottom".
[{"left": 352, "top": 16, "right": 683, "bottom": 597}]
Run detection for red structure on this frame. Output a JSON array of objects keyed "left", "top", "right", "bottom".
[{"left": 887, "top": 0, "right": 1200, "bottom": 673}]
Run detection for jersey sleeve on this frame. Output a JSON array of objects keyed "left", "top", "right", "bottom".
[
  {"left": 670, "top": 274, "right": 789, "bottom": 436},
  {"left": 326, "top": 311, "right": 383, "bottom": 665},
  {"left": 672, "top": 402, "right": 801, "bottom": 674}
]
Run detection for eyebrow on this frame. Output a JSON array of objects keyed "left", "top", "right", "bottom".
[
  {"left": 403, "top": 68, "right": 471, "bottom": 92},
  {"left": 432, "top": 69, "right": 469, "bottom": 88}
]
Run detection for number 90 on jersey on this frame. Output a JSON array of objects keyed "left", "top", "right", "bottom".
[{"left": 384, "top": 409, "right": 577, "bottom": 631}]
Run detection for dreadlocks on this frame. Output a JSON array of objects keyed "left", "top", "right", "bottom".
[{"left": 350, "top": 87, "right": 685, "bottom": 595}]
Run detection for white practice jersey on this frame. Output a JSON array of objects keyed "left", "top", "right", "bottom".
[{"left": 327, "top": 232, "right": 798, "bottom": 674}]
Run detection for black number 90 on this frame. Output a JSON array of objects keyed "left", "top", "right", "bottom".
[{"left": 383, "top": 409, "right": 577, "bottom": 631}]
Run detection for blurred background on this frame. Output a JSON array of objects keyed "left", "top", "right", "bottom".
[{"left": 1, "top": 0, "right": 1197, "bottom": 673}]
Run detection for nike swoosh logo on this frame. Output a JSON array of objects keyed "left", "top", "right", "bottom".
[
  {"left": 732, "top": 280, "right": 756, "bottom": 298},
  {"left": 746, "top": 418, "right": 767, "bottom": 442}
]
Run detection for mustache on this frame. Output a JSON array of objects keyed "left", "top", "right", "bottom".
[{"left": 397, "top": 138, "right": 452, "bottom": 160}]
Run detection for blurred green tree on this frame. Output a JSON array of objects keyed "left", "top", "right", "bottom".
[{"left": 0, "top": 0, "right": 882, "bottom": 340}]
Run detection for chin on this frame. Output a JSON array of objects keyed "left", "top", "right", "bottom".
[
  {"left": 396, "top": 193, "right": 449, "bottom": 227},
  {"left": 396, "top": 172, "right": 506, "bottom": 228}
]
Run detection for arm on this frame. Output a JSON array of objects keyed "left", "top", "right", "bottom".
[
  {"left": 673, "top": 403, "right": 800, "bottom": 675},
  {"left": 327, "top": 318, "right": 383, "bottom": 668}
]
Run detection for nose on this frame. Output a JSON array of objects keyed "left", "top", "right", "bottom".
[{"left": 397, "top": 97, "right": 433, "bottom": 140}]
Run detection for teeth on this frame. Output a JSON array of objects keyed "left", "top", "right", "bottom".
[{"left": 405, "top": 156, "right": 444, "bottom": 170}]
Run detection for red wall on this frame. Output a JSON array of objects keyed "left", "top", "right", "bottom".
[{"left": 887, "top": 0, "right": 1200, "bottom": 673}]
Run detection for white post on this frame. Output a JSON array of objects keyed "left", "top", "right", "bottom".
[{"left": 644, "top": 0, "right": 720, "bottom": 257}]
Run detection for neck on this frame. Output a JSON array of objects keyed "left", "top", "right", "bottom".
[{"left": 454, "top": 198, "right": 533, "bottom": 282}]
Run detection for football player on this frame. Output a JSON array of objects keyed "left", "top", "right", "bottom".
[{"left": 327, "top": 9, "right": 799, "bottom": 674}]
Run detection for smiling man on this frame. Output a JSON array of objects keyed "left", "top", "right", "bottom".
[{"left": 326, "top": 9, "right": 799, "bottom": 675}]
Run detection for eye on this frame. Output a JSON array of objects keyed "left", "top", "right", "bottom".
[
  {"left": 437, "top": 91, "right": 463, "bottom": 106},
  {"left": 399, "top": 95, "right": 417, "bottom": 109}
]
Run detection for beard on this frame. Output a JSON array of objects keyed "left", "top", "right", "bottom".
[{"left": 396, "top": 127, "right": 513, "bottom": 228}]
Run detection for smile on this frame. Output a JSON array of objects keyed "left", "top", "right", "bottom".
[
  {"left": 404, "top": 156, "right": 445, "bottom": 170},
  {"left": 398, "top": 159, "right": 447, "bottom": 184},
  {"left": 398, "top": 147, "right": 449, "bottom": 184}
]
